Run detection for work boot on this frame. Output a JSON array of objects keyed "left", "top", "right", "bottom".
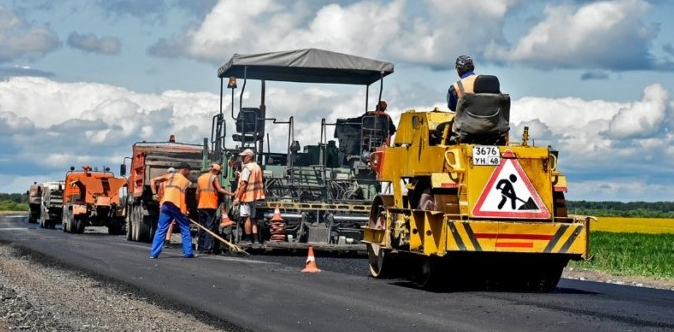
[
  {"left": 251, "top": 233, "right": 261, "bottom": 248},
  {"left": 239, "top": 235, "right": 252, "bottom": 246}
]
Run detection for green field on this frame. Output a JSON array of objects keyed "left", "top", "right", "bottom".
[
  {"left": 0, "top": 200, "right": 27, "bottom": 212},
  {"left": 569, "top": 231, "right": 674, "bottom": 280}
]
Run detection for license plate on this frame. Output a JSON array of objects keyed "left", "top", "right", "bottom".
[{"left": 472, "top": 146, "right": 501, "bottom": 166}]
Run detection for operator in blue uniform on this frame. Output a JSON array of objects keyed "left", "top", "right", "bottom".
[{"left": 446, "top": 55, "right": 477, "bottom": 112}]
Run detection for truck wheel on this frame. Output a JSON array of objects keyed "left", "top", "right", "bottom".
[
  {"left": 135, "top": 205, "right": 152, "bottom": 243},
  {"left": 131, "top": 205, "right": 141, "bottom": 241},
  {"left": 137, "top": 217, "right": 151, "bottom": 242},
  {"left": 108, "top": 218, "right": 124, "bottom": 235},
  {"left": 67, "top": 216, "right": 75, "bottom": 233},
  {"left": 39, "top": 211, "right": 46, "bottom": 228},
  {"left": 62, "top": 209, "right": 71, "bottom": 233},
  {"left": 125, "top": 214, "right": 133, "bottom": 241},
  {"left": 74, "top": 217, "right": 86, "bottom": 233}
]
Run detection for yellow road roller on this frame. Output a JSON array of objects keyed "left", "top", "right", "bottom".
[{"left": 363, "top": 79, "right": 591, "bottom": 291}]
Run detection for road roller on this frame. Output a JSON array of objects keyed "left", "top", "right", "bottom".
[{"left": 363, "top": 80, "right": 590, "bottom": 291}]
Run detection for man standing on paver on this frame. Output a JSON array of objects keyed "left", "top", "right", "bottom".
[{"left": 233, "top": 149, "right": 265, "bottom": 245}]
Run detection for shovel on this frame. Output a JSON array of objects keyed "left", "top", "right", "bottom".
[
  {"left": 515, "top": 196, "right": 539, "bottom": 211},
  {"left": 189, "top": 218, "right": 249, "bottom": 256}
]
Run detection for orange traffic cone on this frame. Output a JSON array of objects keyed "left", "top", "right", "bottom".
[
  {"left": 220, "top": 209, "right": 234, "bottom": 228},
  {"left": 301, "top": 246, "right": 321, "bottom": 273},
  {"left": 271, "top": 203, "right": 283, "bottom": 221}
]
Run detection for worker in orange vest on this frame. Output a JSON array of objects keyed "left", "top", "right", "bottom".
[
  {"left": 162, "top": 167, "right": 177, "bottom": 248},
  {"left": 196, "top": 163, "right": 234, "bottom": 254},
  {"left": 447, "top": 55, "right": 477, "bottom": 112},
  {"left": 233, "top": 149, "right": 265, "bottom": 245},
  {"left": 149, "top": 162, "right": 194, "bottom": 258}
]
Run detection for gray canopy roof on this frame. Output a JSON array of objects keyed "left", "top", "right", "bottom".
[{"left": 217, "top": 48, "right": 394, "bottom": 85}]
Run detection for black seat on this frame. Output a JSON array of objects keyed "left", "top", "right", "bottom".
[
  {"left": 361, "top": 114, "right": 389, "bottom": 152},
  {"left": 235, "top": 107, "right": 265, "bottom": 133},
  {"left": 474, "top": 75, "right": 500, "bottom": 94},
  {"left": 453, "top": 75, "right": 510, "bottom": 144},
  {"left": 232, "top": 133, "right": 264, "bottom": 143},
  {"left": 234, "top": 107, "right": 265, "bottom": 143}
]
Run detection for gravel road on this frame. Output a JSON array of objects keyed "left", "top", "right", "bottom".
[{"left": 0, "top": 243, "right": 227, "bottom": 332}]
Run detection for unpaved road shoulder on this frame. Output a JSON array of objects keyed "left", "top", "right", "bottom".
[{"left": 0, "top": 244, "right": 226, "bottom": 332}]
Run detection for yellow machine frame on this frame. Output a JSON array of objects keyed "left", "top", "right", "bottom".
[{"left": 363, "top": 109, "right": 591, "bottom": 290}]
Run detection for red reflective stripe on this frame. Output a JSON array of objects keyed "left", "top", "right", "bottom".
[
  {"left": 495, "top": 242, "right": 534, "bottom": 248},
  {"left": 474, "top": 233, "right": 553, "bottom": 240}
]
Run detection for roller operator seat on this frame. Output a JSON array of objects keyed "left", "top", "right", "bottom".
[{"left": 453, "top": 75, "right": 510, "bottom": 145}]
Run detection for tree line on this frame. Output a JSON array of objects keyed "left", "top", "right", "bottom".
[
  {"left": 1, "top": 192, "right": 673, "bottom": 217},
  {"left": 0, "top": 193, "right": 29, "bottom": 211},
  {"left": 566, "top": 201, "right": 674, "bottom": 218}
]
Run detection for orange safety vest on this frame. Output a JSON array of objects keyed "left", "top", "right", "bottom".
[
  {"left": 239, "top": 162, "right": 265, "bottom": 203},
  {"left": 161, "top": 173, "right": 191, "bottom": 214},
  {"left": 452, "top": 74, "right": 478, "bottom": 99},
  {"left": 197, "top": 173, "right": 219, "bottom": 209}
]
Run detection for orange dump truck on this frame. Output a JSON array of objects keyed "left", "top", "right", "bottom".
[
  {"left": 122, "top": 139, "right": 203, "bottom": 242},
  {"left": 61, "top": 166, "right": 126, "bottom": 234}
]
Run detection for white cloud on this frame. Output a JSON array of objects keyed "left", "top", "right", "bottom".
[
  {"left": 607, "top": 84, "right": 669, "bottom": 139},
  {"left": 1, "top": 76, "right": 673, "bottom": 201},
  {"left": 489, "top": 0, "right": 669, "bottom": 70},
  {"left": 0, "top": 77, "right": 221, "bottom": 191},
  {"left": 0, "top": 5, "right": 60, "bottom": 62},
  {"left": 67, "top": 32, "right": 121, "bottom": 55},
  {"left": 389, "top": 0, "right": 515, "bottom": 67},
  {"left": 150, "top": 0, "right": 406, "bottom": 63},
  {"left": 510, "top": 84, "right": 674, "bottom": 180},
  {"left": 148, "top": 0, "right": 518, "bottom": 69},
  {"left": 0, "top": 77, "right": 386, "bottom": 193},
  {"left": 147, "top": 0, "right": 668, "bottom": 72}
]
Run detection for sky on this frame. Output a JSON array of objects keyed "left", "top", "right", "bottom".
[{"left": 1, "top": 0, "right": 673, "bottom": 202}]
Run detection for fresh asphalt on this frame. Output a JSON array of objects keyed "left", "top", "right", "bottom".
[{"left": 1, "top": 215, "right": 673, "bottom": 332}]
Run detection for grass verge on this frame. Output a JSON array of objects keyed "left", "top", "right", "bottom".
[
  {"left": 569, "top": 231, "right": 674, "bottom": 280},
  {"left": 0, "top": 211, "right": 27, "bottom": 215}
]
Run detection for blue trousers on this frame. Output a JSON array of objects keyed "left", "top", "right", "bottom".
[
  {"left": 197, "top": 209, "right": 217, "bottom": 253},
  {"left": 150, "top": 202, "right": 193, "bottom": 258}
]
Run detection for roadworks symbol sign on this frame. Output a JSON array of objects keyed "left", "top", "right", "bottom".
[{"left": 472, "top": 150, "right": 550, "bottom": 219}]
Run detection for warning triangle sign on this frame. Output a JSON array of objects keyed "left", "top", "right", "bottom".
[{"left": 472, "top": 150, "right": 550, "bottom": 219}]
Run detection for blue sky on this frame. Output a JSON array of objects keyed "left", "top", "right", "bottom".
[{"left": 1, "top": 0, "right": 673, "bottom": 201}]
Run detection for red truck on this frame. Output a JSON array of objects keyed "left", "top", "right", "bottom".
[{"left": 122, "top": 138, "right": 204, "bottom": 242}]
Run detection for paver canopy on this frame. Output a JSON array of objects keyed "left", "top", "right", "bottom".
[{"left": 217, "top": 48, "right": 394, "bottom": 85}]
